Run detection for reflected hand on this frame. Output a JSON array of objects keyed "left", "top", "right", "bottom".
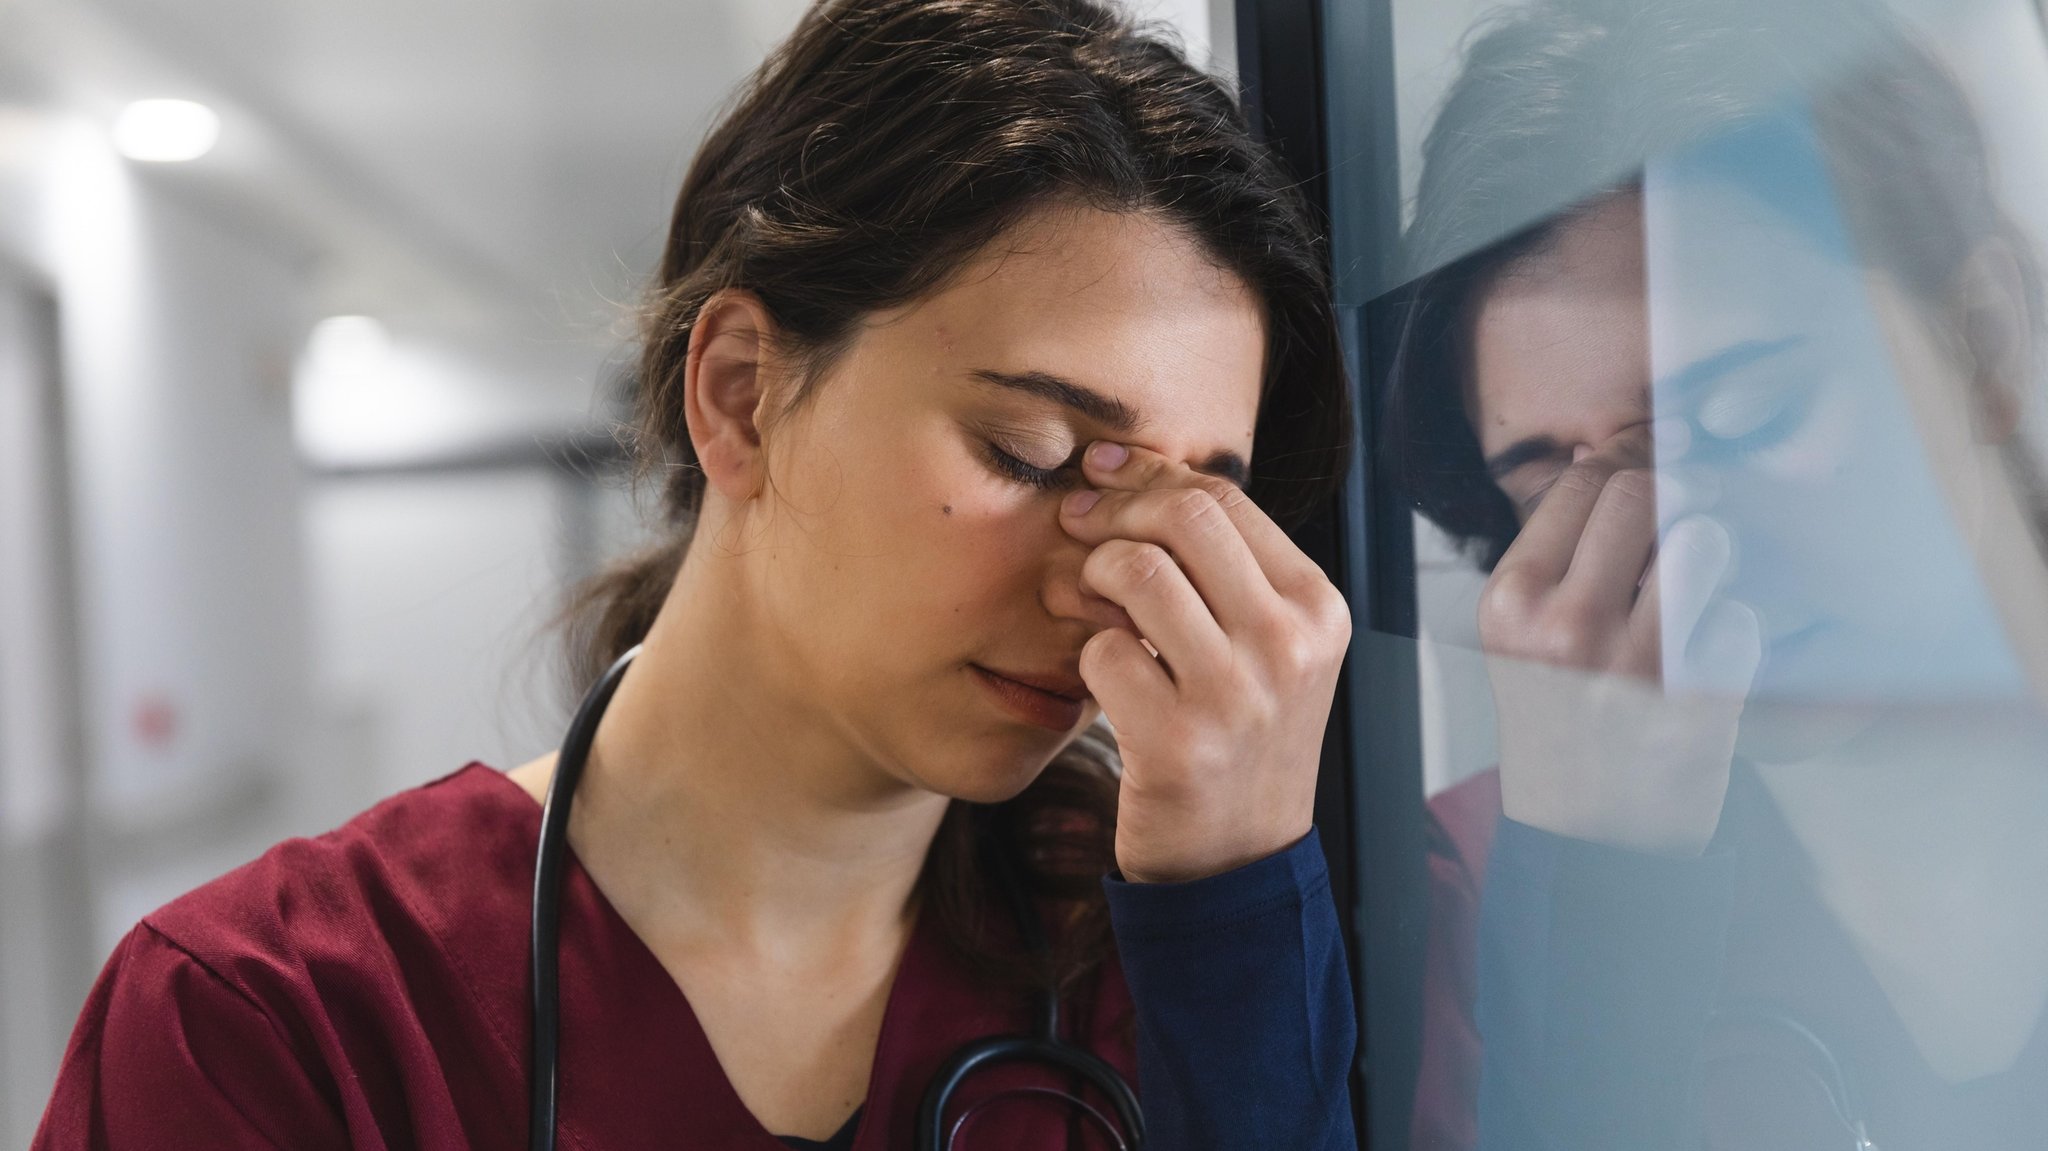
[
  {"left": 1059, "top": 441, "right": 1351, "bottom": 883},
  {"left": 1477, "top": 431, "right": 1761, "bottom": 855}
]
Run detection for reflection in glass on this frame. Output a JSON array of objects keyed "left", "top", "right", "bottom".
[{"left": 1367, "top": 0, "right": 2048, "bottom": 1147}]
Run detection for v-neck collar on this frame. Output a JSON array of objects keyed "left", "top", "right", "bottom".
[{"left": 468, "top": 762, "right": 1027, "bottom": 1151}]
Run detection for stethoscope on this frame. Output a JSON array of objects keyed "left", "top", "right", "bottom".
[
  {"left": 1704, "top": 1005, "right": 1879, "bottom": 1151},
  {"left": 529, "top": 643, "right": 1145, "bottom": 1151}
]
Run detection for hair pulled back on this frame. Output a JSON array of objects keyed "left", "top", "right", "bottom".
[{"left": 561, "top": 0, "right": 1348, "bottom": 993}]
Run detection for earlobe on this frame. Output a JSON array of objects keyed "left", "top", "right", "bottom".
[
  {"left": 683, "top": 290, "right": 783, "bottom": 502},
  {"left": 1949, "top": 241, "right": 2033, "bottom": 445}
]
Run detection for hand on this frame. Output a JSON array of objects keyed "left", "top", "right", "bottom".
[
  {"left": 1477, "top": 431, "right": 1761, "bottom": 856},
  {"left": 1058, "top": 440, "right": 1352, "bottom": 883}
]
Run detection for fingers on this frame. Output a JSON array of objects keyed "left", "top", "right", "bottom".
[
  {"left": 1498, "top": 428, "right": 1652, "bottom": 587},
  {"left": 1481, "top": 429, "right": 1680, "bottom": 677},
  {"left": 1563, "top": 466, "right": 1657, "bottom": 606},
  {"left": 1079, "top": 625, "right": 1174, "bottom": 734},
  {"left": 1057, "top": 439, "right": 1350, "bottom": 702},
  {"left": 1077, "top": 538, "right": 1232, "bottom": 686},
  {"left": 1498, "top": 458, "right": 1620, "bottom": 586},
  {"left": 1062, "top": 478, "right": 1277, "bottom": 637},
  {"left": 1638, "top": 515, "right": 1761, "bottom": 697},
  {"left": 1641, "top": 515, "right": 1730, "bottom": 646},
  {"left": 1066, "top": 440, "right": 1329, "bottom": 602}
]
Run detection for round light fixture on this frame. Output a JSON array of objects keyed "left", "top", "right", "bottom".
[{"left": 112, "top": 99, "right": 220, "bottom": 162}]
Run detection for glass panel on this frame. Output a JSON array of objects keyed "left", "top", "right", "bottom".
[{"left": 1334, "top": 0, "right": 2048, "bottom": 1146}]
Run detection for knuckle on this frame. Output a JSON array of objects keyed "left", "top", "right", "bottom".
[
  {"left": 1531, "top": 610, "right": 1601, "bottom": 665},
  {"left": 1161, "top": 487, "right": 1225, "bottom": 535},
  {"left": 1480, "top": 568, "right": 1542, "bottom": 625},
  {"left": 1208, "top": 480, "right": 1255, "bottom": 514},
  {"left": 1096, "top": 539, "right": 1172, "bottom": 588},
  {"left": 1602, "top": 468, "right": 1656, "bottom": 512},
  {"left": 1311, "top": 588, "right": 1353, "bottom": 645},
  {"left": 1552, "top": 461, "right": 1615, "bottom": 502},
  {"left": 1272, "top": 629, "right": 1324, "bottom": 678}
]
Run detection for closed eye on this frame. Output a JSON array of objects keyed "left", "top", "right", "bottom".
[{"left": 983, "top": 441, "right": 1081, "bottom": 490}]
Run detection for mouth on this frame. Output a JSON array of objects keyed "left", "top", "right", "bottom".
[
  {"left": 975, "top": 664, "right": 1090, "bottom": 701},
  {"left": 970, "top": 664, "right": 1091, "bottom": 731}
]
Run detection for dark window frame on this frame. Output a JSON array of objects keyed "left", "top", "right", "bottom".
[{"left": 1237, "top": 1, "right": 1423, "bottom": 1146}]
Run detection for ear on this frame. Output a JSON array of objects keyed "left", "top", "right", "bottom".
[
  {"left": 683, "top": 290, "right": 786, "bottom": 503},
  {"left": 1949, "top": 240, "right": 2034, "bottom": 445}
]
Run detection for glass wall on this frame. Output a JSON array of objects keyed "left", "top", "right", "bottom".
[{"left": 1326, "top": 0, "right": 2048, "bottom": 1147}]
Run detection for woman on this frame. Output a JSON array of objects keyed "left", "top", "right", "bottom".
[
  {"left": 33, "top": 2, "right": 1361, "bottom": 1148},
  {"left": 1388, "top": 0, "right": 2048, "bottom": 1147}
]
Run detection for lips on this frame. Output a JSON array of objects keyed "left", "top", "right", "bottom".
[
  {"left": 970, "top": 664, "right": 1091, "bottom": 732},
  {"left": 977, "top": 665, "right": 1090, "bottom": 701}
]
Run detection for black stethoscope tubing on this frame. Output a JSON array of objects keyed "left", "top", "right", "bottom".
[{"left": 529, "top": 643, "right": 1144, "bottom": 1151}]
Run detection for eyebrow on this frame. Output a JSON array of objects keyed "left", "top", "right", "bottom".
[
  {"left": 970, "top": 368, "right": 1251, "bottom": 488},
  {"left": 1653, "top": 336, "right": 1805, "bottom": 400}
]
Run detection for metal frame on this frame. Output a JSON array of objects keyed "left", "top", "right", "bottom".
[{"left": 1236, "top": 0, "right": 1421, "bottom": 1146}]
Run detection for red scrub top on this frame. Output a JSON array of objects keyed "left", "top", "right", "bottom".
[{"left": 33, "top": 763, "right": 1138, "bottom": 1150}]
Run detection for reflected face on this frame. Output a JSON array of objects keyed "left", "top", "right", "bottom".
[
  {"left": 740, "top": 205, "right": 1264, "bottom": 801},
  {"left": 1465, "top": 178, "right": 2026, "bottom": 713},
  {"left": 1468, "top": 193, "right": 1652, "bottom": 517}
]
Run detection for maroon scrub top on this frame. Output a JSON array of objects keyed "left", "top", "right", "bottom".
[{"left": 33, "top": 764, "right": 1138, "bottom": 1150}]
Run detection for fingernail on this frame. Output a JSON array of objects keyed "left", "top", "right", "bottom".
[
  {"left": 1063, "top": 489, "right": 1101, "bottom": 516},
  {"left": 1087, "top": 441, "right": 1128, "bottom": 470}
]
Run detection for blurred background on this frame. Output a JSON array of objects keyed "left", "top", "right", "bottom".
[{"left": 0, "top": 0, "right": 1226, "bottom": 1137}]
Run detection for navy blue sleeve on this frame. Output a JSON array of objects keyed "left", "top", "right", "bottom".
[
  {"left": 1102, "top": 828, "right": 1358, "bottom": 1151},
  {"left": 1474, "top": 815, "right": 1738, "bottom": 1151}
]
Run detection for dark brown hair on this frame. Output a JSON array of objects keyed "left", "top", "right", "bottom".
[{"left": 560, "top": 0, "right": 1349, "bottom": 994}]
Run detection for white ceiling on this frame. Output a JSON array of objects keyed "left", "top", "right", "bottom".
[
  {"left": 1, "top": 0, "right": 812, "bottom": 349},
  {"left": 0, "top": 0, "right": 1218, "bottom": 441}
]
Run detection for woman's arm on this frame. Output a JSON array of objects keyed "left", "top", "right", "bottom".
[
  {"left": 1471, "top": 815, "right": 1737, "bottom": 1151},
  {"left": 1453, "top": 430, "right": 1758, "bottom": 1150},
  {"left": 1102, "top": 827, "right": 1358, "bottom": 1151},
  {"left": 1051, "top": 440, "right": 1357, "bottom": 1144},
  {"left": 34, "top": 923, "right": 349, "bottom": 1151}
]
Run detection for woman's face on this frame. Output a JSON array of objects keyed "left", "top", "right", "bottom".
[
  {"left": 727, "top": 205, "right": 1265, "bottom": 802},
  {"left": 1465, "top": 178, "right": 2034, "bottom": 741}
]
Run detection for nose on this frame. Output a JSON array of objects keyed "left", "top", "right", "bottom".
[{"left": 1042, "top": 530, "right": 1142, "bottom": 638}]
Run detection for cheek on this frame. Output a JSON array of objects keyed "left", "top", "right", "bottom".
[
  {"left": 922, "top": 490, "right": 1063, "bottom": 606},
  {"left": 825, "top": 454, "right": 1059, "bottom": 630}
]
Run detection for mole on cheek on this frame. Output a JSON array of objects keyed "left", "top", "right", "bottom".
[{"left": 942, "top": 504, "right": 953, "bottom": 516}]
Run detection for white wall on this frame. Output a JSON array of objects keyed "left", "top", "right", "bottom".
[
  {"left": 304, "top": 469, "right": 639, "bottom": 804},
  {"left": 0, "top": 113, "right": 320, "bottom": 1141}
]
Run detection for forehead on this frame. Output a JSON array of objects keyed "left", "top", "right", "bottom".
[
  {"left": 1466, "top": 193, "right": 1649, "bottom": 451},
  {"left": 872, "top": 204, "right": 1266, "bottom": 449}
]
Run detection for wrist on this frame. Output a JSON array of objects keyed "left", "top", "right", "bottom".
[{"left": 1116, "top": 821, "right": 1315, "bottom": 883}]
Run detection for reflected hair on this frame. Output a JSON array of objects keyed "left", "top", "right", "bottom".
[
  {"left": 1384, "top": 0, "right": 2044, "bottom": 570},
  {"left": 557, "top": 0, "right": 1348, "bottom": 994}
]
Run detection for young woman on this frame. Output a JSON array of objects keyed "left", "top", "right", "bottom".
[
  {"left": 33, "top": 2, "right": 1361, "bottom": 1148},
  {"left": 1388, "top": 0, "right": 2048, "bottom": 1148}
]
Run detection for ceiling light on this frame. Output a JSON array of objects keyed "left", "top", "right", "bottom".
[
  {"left": 112, "top": 99, "right": 220, "bottom": 162},
  {"left": 307, "top": 315, "right": 391, "bottom": 372}
]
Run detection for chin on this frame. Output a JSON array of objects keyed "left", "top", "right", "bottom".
[
  {"left": 914, "top": 744, "right": 1066, "bottom": 804},
  {"left": 948, "top": 763, "right": 1054, "bottom": 804}
]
